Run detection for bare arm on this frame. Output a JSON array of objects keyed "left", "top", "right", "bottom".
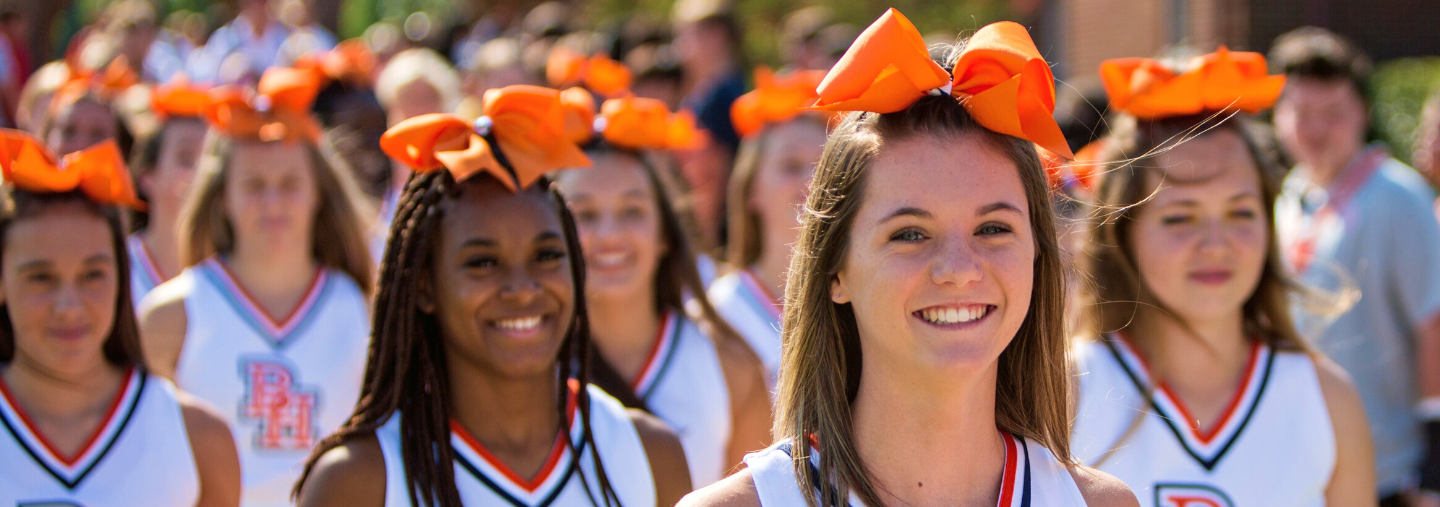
[
  {"left": 179, "top": 392, "right": 241, "bottom": 507},
  {"left": 677, "top": 470, "right": 761, "bottom": 507},
  {"left": 714, "top": 335, "right": 773, "bottom": 476},
  {"left": 1418, "top": 313, "right": 1440, "bottom": 400},
  {"left": 1069, "top": 466, "right": 1141, "bottom": 507},
  {"left": 138, "top": 284, "right": 189, "bottom": 380},
  {"left": 294, "top": 436, "right": 388, "bottom": 507},
  {"left": 1315, "top": 356, "right": 1378, "bottom": 506},
  {"left": 630, "top": 410, "right": 694, "bottom": 506}
]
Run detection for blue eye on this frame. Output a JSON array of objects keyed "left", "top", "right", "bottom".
[
  {"left": 890, "top": 229, "right": 927, "bottom": 242},
  {"left": 977, "top": 223, "right": 1013, "bottom": 235}
]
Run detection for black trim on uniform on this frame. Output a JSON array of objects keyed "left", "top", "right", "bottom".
[
  {"left": 454, "top": 438, "right": 584, "bottom": 507},
  {"left": 0, "top": 373, "right": 148, "bottom": 490}
]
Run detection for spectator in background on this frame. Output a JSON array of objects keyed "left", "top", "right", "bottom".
[
  {"left": 371, "top": 47, "right": 460, "bottom": 261},
  {"left": 275, "top": 0, "right": 337, "bottom": 66},
  {"left": 672, "top": 0, "right": 746, "bottom": 251},
  {"left": 1413, "top": 90, "right": 1440, "bottom": 190},
  {"left": 102, "top": 0, "right": 157, "bottom": 80},
  {"left": 188, "top": 0, "right": 292, "bottom": 84},
  {"left": 626, "top": 42, "right": 685, "bottom": 109},
  {"left": 1270, "top": 27, "right": 1440, "bottom": 507},
  {"left": 145, "top": 10, "right": 203, "bottom": 83}
]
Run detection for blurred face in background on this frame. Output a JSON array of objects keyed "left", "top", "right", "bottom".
[
  {"left": 224, "top": 141, "right": 320, "bottom": 255},
  {"left": 748, "top": 118, "right": 825, "bottom": 259},
  {"left": 46, "top": 98, "right": 117, "bottom": 156},
  {"left": 556, "top": 153, "right": 667, "bottom": 301},
  {"left": 1273, "top": 77, "right": 1368, "bottom": 178}
]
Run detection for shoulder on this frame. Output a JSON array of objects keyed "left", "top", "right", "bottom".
[
  {"left": 1068, "top": 465, "right": 1140, "bottom": 507},
  {"left": 177, "top": 391, "right": 234, "bottom": 448},
  {"left": 713, "top": 326, "right": 765, "bottom": 387},
  {"left": 1371, "top": 161, "right": 1438, "bottom": 212},
  {"left": 677, "top": 469, "right": 761, "bottom": 507},
  {"left": 629, "top": 409, "right": 694, "bottom": 505},
  {"left": 295, "top": 435, "right": 387, "bottom": 507},
  {"left": 138, "top": 274, "right": 194, "bottom": 331},
  {"left": 707, "top": 273, "right": 742, "bottom": 300},
  {"left": 1310, "top": 355, "right": 1368, "bottom": 432}
]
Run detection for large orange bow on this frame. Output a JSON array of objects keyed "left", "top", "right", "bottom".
[
  {"left": 599, "top": 96, "right": 704, "bottom": 151},
  {"left": 1100, "top": 47, "right": 1286, "bottom": 120},
  {"left": 50, "top": 57, "right": 139, "bottom": 113},
  {"left": 546, "top": 48, "right": 633, "bottom": 97},
  {"left": 811, "top": 9, "right": 1072, "bottom": 159},
  {"left": 294, "top": 39, "right": 378, "bottom": 87},
  {"left": 730, "top": 67, "right": 828, "bottom": 139},
  {"left": 379, "top": 85, "right": 592, "bottom": 191},
  {"left": 151, "top": 75, "right": 211, "bottom": 119},
  {"left": 204, "top": 67, "right": 323, "bottom": 143},
  {"left": 0, "top": 129, "right": 144, "bottom": 209}
]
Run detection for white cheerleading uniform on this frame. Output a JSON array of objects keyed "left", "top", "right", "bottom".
[
  {"left": 632, "top": 312, "right": 732, "bottom": 486},
  {"left": 708, "top": 270, "right": 782, "bottom": 391},
  {"left": 745, "top": 432, "right": 1087, "bottom": 507},
  {"left": 1071, "top": 335, "right": 1335, "bottom": 507},
  {"left": 375, "top": 383, "right": 656, "bottom": 507},
  {"left": 171, "top": 257, "right": 370, "bottom": 507},
  {"left": 127, "top": 234, "right": 168, "bottom": 307},
  {"left": 0, "top": 368, "right": 201, "bottom": 506}
]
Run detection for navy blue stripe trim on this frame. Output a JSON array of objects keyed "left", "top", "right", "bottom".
[
  {"left": 454, "top": 439, "right": 584, "bottom": 507},
  {"left": 0, "top": 374, "right": 147, "bottom": 489}
]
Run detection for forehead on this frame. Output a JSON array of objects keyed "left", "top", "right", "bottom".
[
  {"left": 763, "top": 118, "right": 828, "bottom": 150},
  {"left": 1280, "top": 77, "right": 1362, "bottom": 106},
  {"left": 4, "top": 204, "right": 114, "bottom": 262},
  {"left": 229, "top": 141, "right": 311, "bottom": 173},
  {"left": 440, "top": 178, "right": 566, "bottom": 243},
  {"left": 860, "top": 133, "right": 1028, "bottom": 218},
  {"left": 1147, "top": 130, "right": 1263, "bottom": 201},
  {"left": 558, "top": 152, "right": 650, "bottom": 198}
]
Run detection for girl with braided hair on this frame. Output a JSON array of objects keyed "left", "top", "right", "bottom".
[{"left": 294, "top": 84, "right": 691, "bottom": 507}]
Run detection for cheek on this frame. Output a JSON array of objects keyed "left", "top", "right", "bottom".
[{"left": 1132, "top": 225, "right": 1190, "bottom": 285}]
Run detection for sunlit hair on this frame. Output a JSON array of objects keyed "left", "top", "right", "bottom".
[
  {"left": 0, "top": 190, "right": 144, "bottom": 368},
  {"left": 723, "top": 115, "right": 828, "bottom": 268},
  {"left": 568, "top": 143, "right": 742, "bottom": 409},
  {"left": 295, "top": 171, "right": 625, "bottom": 507},
  {"left": 178, "top": 132, "right": 374, "bottom": 296},
  {"left": 375, "top": 48, "right": 462, "bottom": 114},
  {"left": 776, "top": 50, "right": 1072, "bottom": 507},
  {"left": 17, "top": 61, "right": 71, "bottom": 134}
]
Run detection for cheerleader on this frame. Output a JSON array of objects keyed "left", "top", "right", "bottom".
[
  {"left": 1069, "top": 49, "right": 1375, "bottom": 506},
  {"left": 138, "top": 67, "right": 374, "bottom": 507},
  {"left": 293, "top": 84, "right": 691, "bottom": 507},
  {"left": 708, "top": 67, "right": 828, "bottom": 389},
  {"left": 554, "top": 93, "right": 772, "bottom": 486},
  {"left": 0, "top": 131, "right": 239, "bottom": 506},
  {"left": 127, "top": 78, "right": 209, "bottom": 304},
  {"left": 682, "top": 11, "right": 1136, "bottom": 507},
  {"left": 42, "top": 58, "right": 135, "bottom": 157}
]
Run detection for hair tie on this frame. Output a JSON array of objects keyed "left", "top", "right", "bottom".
[
  {"left": 547, "top": 48, "right": 633, "bottom": 97},
  {"left": 730, "top": 67, "right": 830, "bottom": 139},
  {"left": 151, "top": 74, "right": 212, "bottom": 119},
  {"left": 1100, "top": 47, "right": 1286, "bottom": 120},
  {"left": 598, "top": 96, "right": 704, "bottom": 151},
  {"left": 810, "top": 9, "right": 1073, "bottom": 159},
  {"left": 0, "top": 129, "right": 145, "bottom": 209},
  {"left": 204, "top": 66, "right": 323, "bottom": 143}
]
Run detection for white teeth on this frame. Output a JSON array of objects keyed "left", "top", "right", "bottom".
[
  {"left": 495, "top": 316, "right": 543, "bottom": 331},
  {"left": 595, "top": 252, "right": 627, "bottom": 267},
  {"left": 920, "top": 306, "right": 989, "bottom": 325}
]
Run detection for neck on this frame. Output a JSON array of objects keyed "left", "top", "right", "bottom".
[
  {"left": 139, "top": 208, "right": 181, "bottom": 281},
  {"left": 448, "top": 364, "right": 563, "bottom": 454},
  {"left": 687, "top": 58, "right": 736, "bottom": 92},
  {"left": 1302, "top": 144, "right": 1365, "bottom": 188},
  {"left": 751, "top": 239, "right": 792, "bottom": 303},
  {"left": 1132, "top": 309, "right": 1251, "bottom": 384},
  {"left": 1, "top": 355, "right": 125, "bottom": 423},
  {"left": 587, "top": 286, "right": 664, "bottom": 380},
  {"left": 851, "top": 358, "right": 1005, "bottom": 507},
  {"left": 226, "top": 239, "right": 318, "bottom": 295}
]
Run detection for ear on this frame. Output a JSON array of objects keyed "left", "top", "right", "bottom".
[
  {"left": 830, "top": 273, "right": 850, "bottom": 304},
  {"left": 416, "top": 275, "right": 436, "bottom": 314}
]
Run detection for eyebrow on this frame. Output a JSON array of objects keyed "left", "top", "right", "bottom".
[
  {"left": 1158, "top": 191, "right": 1262, "bottom": 207},
  {"left": 879, "top": 207, "right": 932, "bottom": 224},
  {"left": 977, "top": 202, "right": 1024, "bottom": 216}
]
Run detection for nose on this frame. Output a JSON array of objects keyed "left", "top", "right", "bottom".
[
  {"left": 53, "top": 281, "right": 85, "bottom": 320},
  {"left": 932, "top": 236, "right": 983, "bottom": 287},
  {"left": 498, "top": 266, "right": 543, "bottom": 303},
  {"left": 1197, "top": 218, "right": 1229, "bottom": 256}
]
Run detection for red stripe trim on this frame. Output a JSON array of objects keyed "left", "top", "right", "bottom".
[
  {"left": 630, "top": 312, "right": 674, "bottom": 390},
  {"left": 1114, "top": 332, "right": 1264, "bottom": 445},
  {"left": 0, "top": 367, "right": 135, "bottom": 467},
  {"left": 131, "top": 236, "right": 168, "bottom": 285},
  {"left": 213, "top": 259, "right": 326, "bottom": 332},
  {"left": 450, "top": 381, "right": 580, "bottom": 493},
  {"left": 742, "top": 270, "right": 782, "bottom": 319},
  {"left": 997, "top": 432, "right": 1018, "bottom": 507}
]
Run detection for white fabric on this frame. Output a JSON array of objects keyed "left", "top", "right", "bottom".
[
  {"left": 0, "top": 370, "right": 201, "bottom": 506},
  {"left": 172, "top": 257, "right": 370, "bottom": 507},
  {"left": 1071, "top": 337, "right": 1335, "bottom": 507},
  {"left": 636, "top": 313, "right": 732, "bottom": 486},
  {"left": 708, "top": 270, "right": 782, "bottom": 392},
  {"left": 127, "top": 234, "right": 165, "bottom": 309},
  {"left": 375, "top": 385, "right": 656, "bottom": 507},
  {"left": 745, "top": 433, "right": 1085, "bottom": 507}
]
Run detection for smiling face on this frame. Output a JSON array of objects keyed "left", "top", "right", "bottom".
[
  {"left": 831, "top": 133, "right": 1034, "bottom": 372},
  {"left": 46, "top": 98, "right": 117, "bottom": 155},
  {"left": 749, "top": 118, "right": 827, "bottom": 257},
  {"left": 556, "top": 152, "right": 666, "bottom": 301},
  {"left": 432, "top": 177, "right": 577, "bottom": 379},
  {"left": 1129, "top": 129, "right": 1269, "bottom": 325},
  {"left": 1, "top": 202, "right": 118, "bottom": 374},
  {"left": 224, "top": 141, "right": 320, "bottom": 253}
]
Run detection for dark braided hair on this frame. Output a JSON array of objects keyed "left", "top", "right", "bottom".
[{"left": 294, "top": 167, "right": 626, "bottom": 507}]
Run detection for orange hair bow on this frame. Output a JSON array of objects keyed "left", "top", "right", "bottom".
[
  {"left": 294, "top": 39, "right": 378, "bottom": 87},
  {"left": 811, "top": 9, "right": 1073, "bottom": 159},
  {"left": 546, "top": 48, "right": 633, "bottom": 97},
  {"left": 50, "top": 56, "right": 139, "bottom": 113},
  {"left": 379, "top": 85, "right": 592, "bottom": 191},
  {"left": 204, "top": 67, "right": 323, "bottom": 143},
  {"left": 151, "top": 75, "right": 211, "bottom": 119},
  {"left": 730, "top": 67, "right": 828, "bottom": 139},
  {"left": 598, "top": 96, "right": 704, "bottom": 151},
  {"left": 0, "top": 129, "right": 145, "bottom": 209},
  {"left": 560, "top": 87, "right": 598, "bottom": 145},
  {"left": 1100, "top": 47, "right": 1286, "bottom": 120}
]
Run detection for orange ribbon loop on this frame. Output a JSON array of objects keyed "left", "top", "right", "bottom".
[
  {"left": 0, "top": 129, "right": 145, "bottom": 209},
  {"left": 731, "top": 67, "right": 828, "bottom": 138},
  {"left": 379, "top": 85, "right": 592, "bottom": 191},
  {"left": 204, "top": 67, "right": 324, "bottom": 143},
  {"left": 598, "top": 96, "right": 704, "bottom": 151},
  {"left": 151, "top": 75, "right": 212, "bottom": 118},
  {"left": 294, "top": 38, "right": 378, "bottom": 87},
  {"left": 546, "top": 48, "right": 633, "bottom": 97},
  {"left": 811, "top": 9, "right": 1072, "bottom": 159},
  {"left": 1100, "top": 47, "right": 1286, "bottom": 120},
  {"left": 51, "top": 57, "right": 139, "bottom": 113}
]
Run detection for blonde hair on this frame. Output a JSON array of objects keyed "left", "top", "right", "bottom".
[
  {"left": 179, "top": 132, "right": 374, "bottom": 297},
  {"left": 776, "top": 55, "right": 1072, "bottom": 506},
  {"left": 723, "top": 115, "right": 827, "bottom": 267},
  {"left": 375, "top": 48, "right": 462, "bottom": 113}
]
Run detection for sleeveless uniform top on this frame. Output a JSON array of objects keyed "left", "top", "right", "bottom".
[
  {"left": 1071, "top": 336, "right": 1335, "bottom": 507},
  {"left": 632, "top": 312, "right": 732, "bottom": 486},
  {"left": 127, "top": 234, "right": 167, "bottom": 307},
  {"left": 375, "top": 384, "right": 657, "bottom": 507},
  {"left": 745, "top": 433, "right": 1087, "bottom": 507},
  {"left": 0, "top": 368, "right": 201, "bottom": 506},
  {"left": 172, "top": 257, "right": 371, "bottom": 507},
  {"left": 707, "top": 270, "right": 781, "bottom": 392}
]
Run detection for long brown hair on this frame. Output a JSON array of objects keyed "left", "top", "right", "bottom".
[
  {"left": 178, "top": 132, "right": 374, "bottom": 296},
  {"left": 0, "top": 191, "right": 145, "bottom": 369},
  {"left": 294, "top": 170, "right": 624, "bottom": 507},
  {"left": 777, "top": 82, "right": 1072, "bottom": 507},
  {"left": 723, "top": 115, "right": 828, "bottom": 267}
]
